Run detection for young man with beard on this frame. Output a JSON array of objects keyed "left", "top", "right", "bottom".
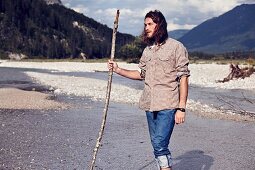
[{"left": 108, "top": 10, "right": 190, "bottom": 170}]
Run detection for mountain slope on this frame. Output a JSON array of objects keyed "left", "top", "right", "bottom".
[
  {"left": 179, "top": 4, "right": 255, "bottom": 54},
  {"left": 0, "top": 0, "right": 135, "bottom": 59},
  {"left": 168, "top": 29, "right": 189, "bottom": 40},
  {"left": 44, "top": 0, "right": 62, "bottom": 5}
]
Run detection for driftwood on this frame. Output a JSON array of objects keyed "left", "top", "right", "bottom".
[
  {"left": 217, "top": 64, "right": 255, "bottom": 83},
  {"left": 89, "top": 10, "right": 120, "bottom": 170}
]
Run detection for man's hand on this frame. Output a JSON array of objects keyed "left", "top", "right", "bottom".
[
  {"left": 107, "top": 60, "right": 120, "bottom": 73},
  {"left": 175, "top": 110, "right": 185, "bottom": 124}
]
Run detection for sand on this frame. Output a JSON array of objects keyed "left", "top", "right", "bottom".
[{"left": 0, "top": 88, "right": 66, "bottom": 110}]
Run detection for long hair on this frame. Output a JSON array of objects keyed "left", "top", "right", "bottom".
[{"left": 142, "top": 10, "right": 168, "bottom": 45}]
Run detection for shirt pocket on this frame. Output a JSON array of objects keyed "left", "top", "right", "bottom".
[{"left": 158, "top": 55, "right": 175, "bottom": 74}]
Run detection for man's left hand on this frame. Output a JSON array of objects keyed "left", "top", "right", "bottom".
[{"left": 175, "top": 111, "right": 185, "bottom": 124}]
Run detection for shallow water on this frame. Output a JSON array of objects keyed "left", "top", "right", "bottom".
[{"left": 189, "top": 85, "right": 255, "bottom": 116}]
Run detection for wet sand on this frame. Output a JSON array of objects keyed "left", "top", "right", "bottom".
[
  {"left": 0, "top": 66, "right": 255, "bottom": 169},
  {"left": 0, "top": 67, "right": 67, "bottom": 110},
  {"left": 0, "top": 88, "right": 66, "bottom": 110}
]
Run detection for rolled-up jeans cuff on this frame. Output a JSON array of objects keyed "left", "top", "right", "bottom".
[{"left": 155, "top": 154, "right": 173, "bottom": 168}]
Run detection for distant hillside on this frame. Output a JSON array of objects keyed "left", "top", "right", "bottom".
[
  {"left": 168, "top": 29, "right": 189, "bottom": 40},
  {"left": 0, "top": 0, "right": 135, "bottom": 59},
  {"left": 179, "top": 4, "right": 255, "bottom": 54}
]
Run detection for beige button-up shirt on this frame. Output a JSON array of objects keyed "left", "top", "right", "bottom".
[{"left": 138, "top": 38, "right": 190, "bottom": 111}]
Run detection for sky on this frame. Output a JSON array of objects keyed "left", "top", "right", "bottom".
[{"left": 61, "top": 0, "right": 255, "bottom": 36}]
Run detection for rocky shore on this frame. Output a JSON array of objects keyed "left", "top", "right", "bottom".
[{"left": 1, "top": 60, "right": 254, "bottom": 120}]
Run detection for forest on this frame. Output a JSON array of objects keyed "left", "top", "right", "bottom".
[{"left": 0, "top": 0, "right": 135, "bottom": 59}]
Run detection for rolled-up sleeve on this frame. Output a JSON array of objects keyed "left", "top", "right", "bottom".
[
  {"left": 138, "top": 50, "right": 146, "bottom": 70},
  {"left": 138, "top": 50, "right": 147, "bottom": 79},
  {"left": 175, "top": 44, "right": 190, "bottom": 79}
]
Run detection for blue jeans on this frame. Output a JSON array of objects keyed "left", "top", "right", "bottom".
[{"left": 146, "top": 109, "right": 176, "bottom": 168}]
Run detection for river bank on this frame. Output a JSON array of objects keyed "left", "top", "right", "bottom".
[
  {"left": 1, "top": 60, "right": 254, "bottom": 121},
  {"left": 0, "top": 63, "right": 255, "bottom": 169}
]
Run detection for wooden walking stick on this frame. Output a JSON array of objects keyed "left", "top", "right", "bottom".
[{"left": 89, "top": 9, "right": 120, "bottom": 170}]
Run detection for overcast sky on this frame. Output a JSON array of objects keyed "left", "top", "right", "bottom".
[{"left": 61, "top": 0, "right": 255, "bottom": 36}]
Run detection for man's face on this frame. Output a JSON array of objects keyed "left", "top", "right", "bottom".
[{"left": 144, "top": 17, "right": 157, "bottom": 38}]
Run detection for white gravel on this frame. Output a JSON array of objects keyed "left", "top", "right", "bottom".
[
  {"left": 1, "top": 60, "right": 254, "bottom": 117},
  {"left": 25, "top": 72, "right": 142, "bottom": 104},
  {"left": 0, "top": 60, "right": 138, "bottom": 73},
  {"left": 1, "top": 60, "right": 254, "bottom": 90},
  {"left": 189, "top": 63, "right": 255, "bottom": 90}
]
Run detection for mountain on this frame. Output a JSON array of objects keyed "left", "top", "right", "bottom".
[
  {"left": 0, "top": 0, "right": 135, "bottom": 59},
  {"left": 168, "top": 29, "right": 189, "bottom": 40},
  {"left": 44, "top": 0, "right": 62, "bottom": 5},
  {"left": 179, "top": 4, "right": 255, "bottom": 54}
]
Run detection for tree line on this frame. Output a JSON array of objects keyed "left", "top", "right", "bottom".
[{"left": 0, "top": 0, "right": 135, "bottom": 59}]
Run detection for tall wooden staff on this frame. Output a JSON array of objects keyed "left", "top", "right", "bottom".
[{"left": 89, "top": 9, "right": 120, "bottom": 170}]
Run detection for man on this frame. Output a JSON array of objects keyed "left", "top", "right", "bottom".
[{"left": 108, "top": 10, "right": 190, "bottom": 170}]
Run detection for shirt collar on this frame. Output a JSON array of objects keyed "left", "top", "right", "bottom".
[{"left": 148, "top": 40, "right": 166, "bottom": 50}]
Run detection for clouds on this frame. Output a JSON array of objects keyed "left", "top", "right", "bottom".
[{"left": 61, "top": 0, "right": 254, "bottom": 35}]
